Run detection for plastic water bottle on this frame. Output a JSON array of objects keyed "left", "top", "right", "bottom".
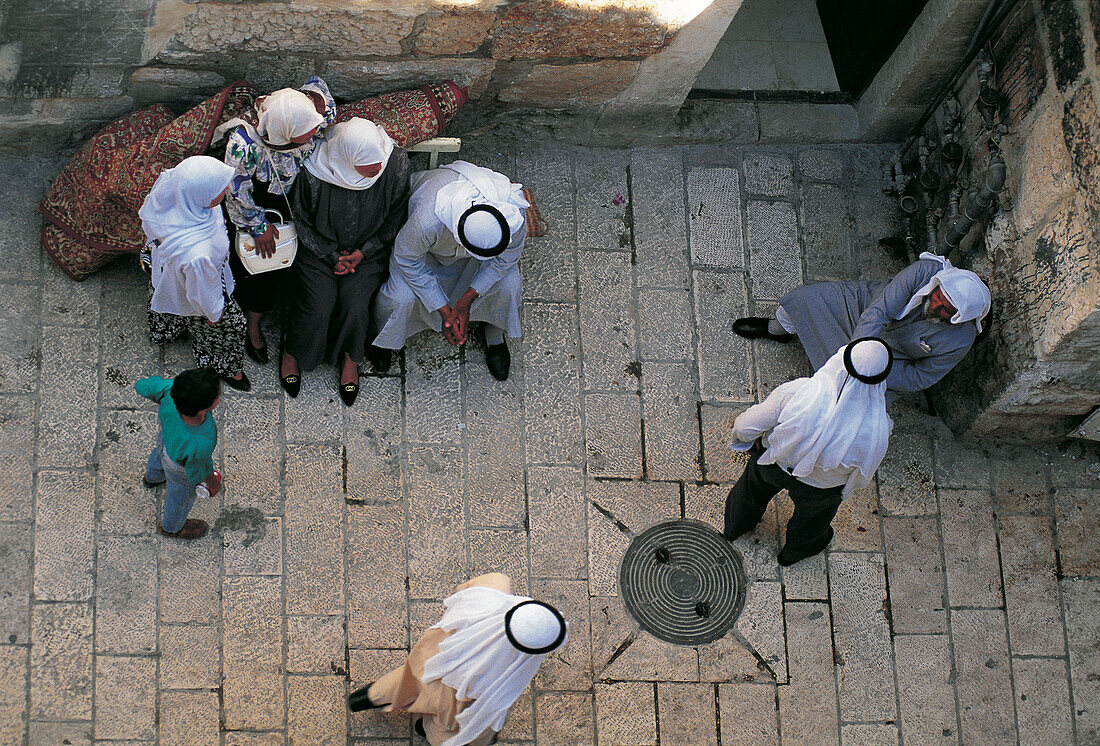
[{"left": 195, "top": 470, "right": 222, "bottom": 499}]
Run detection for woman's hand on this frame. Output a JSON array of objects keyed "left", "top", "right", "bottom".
[
  {"left": 253, "top": 224, "right": 280, "bottom": 258},
  {"left": 334, "top": 249, "right": 363, "bottom": 276}
]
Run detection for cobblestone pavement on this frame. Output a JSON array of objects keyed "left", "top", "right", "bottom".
[{"left": 0, "top": 142, "right": 1098, "bottom": 745}]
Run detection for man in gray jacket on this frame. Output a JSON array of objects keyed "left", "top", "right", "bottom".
[
  {"left": 733, "top": 253, "right": 991, "bottom": 395},
  {"left": 369, "top": 161, "right": 528, "bottom": 381}
]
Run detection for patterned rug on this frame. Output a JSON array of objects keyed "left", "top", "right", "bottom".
[{"left": 40, "top": 80, "right": 469, "bottom": 281}]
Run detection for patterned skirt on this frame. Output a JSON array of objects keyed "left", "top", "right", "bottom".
[{"left": 148, "top": 284, "right": 247, "bottom": 378}]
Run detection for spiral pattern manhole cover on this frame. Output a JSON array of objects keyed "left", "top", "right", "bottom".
[{"left": 619, "top": 519, "right": 747, "bottom": 645}]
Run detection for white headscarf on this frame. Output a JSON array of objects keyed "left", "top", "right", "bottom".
[
  {"left": 896, "top": 252, "right": 992, "bottom": 332},
  {"left": 758, "top": 338, "right": 894, "bottom": 496},
  {"left": 256, "top": 88, "right": 325, "bottom": 147},
  {"left": 435, "top": 161, "right": 529, "bottom": 258},
  {"left": 139, "top": 155, "right": 233, "bottom": 248},
  {"left": 304, "top": 118, "right": 394, "bottom": 190},
  {"left": 421, "top": 586, "right": 567, "bottom": 746}
]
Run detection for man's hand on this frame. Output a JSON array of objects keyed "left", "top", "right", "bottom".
[
  {"left": 334, "top": 249, "right": 363, "bottom": 276},
  {"left": 442, "top": 289, "right": 478, "bottom": 346},
  {"left": 252, "top": 224, "right": 280, "bottom": 258}
]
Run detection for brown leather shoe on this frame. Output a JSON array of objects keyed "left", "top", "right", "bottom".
[{"left": 159, "top": 519, "right": 209, "bottom": 540}]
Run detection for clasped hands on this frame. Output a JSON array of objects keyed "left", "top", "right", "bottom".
[
  {"left": 334, "top": 249, "right": 364, "bottom": 276},
  {"left": 440, "top": 289, "right": 478, "bottom": 346}
]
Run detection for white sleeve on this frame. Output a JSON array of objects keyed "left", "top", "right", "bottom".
[
  {"left": 183, "top": 255, "right": 226, "bottom": 322},
  {"left": 731, "top": 381, "right": 800, "bottom": 445}
]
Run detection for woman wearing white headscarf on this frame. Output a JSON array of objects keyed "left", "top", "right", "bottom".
[
  {"left": 734, "top": 252, "right": 991, "bottom": 395},
  {"left": 371, "top": 160, "right": 529, "bottom": 381},
  {"left": 279, "top": 118, "right": 409, "bottom": 406},
  {"left": 140, "top": 156, "right": 250, "bottom": 390},
  {"left": 725, "top": 337, "right": 895, "bottom": 565},
  {"left": 218, "top": 76, "right": 336, "bottom": 365},
  {"left": 348, "top": 573, "right": 567, "bottom": 746}
]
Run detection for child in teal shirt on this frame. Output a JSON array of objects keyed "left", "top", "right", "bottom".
[{"left": 136, "top": 368, "right": 222, "bottom": 539}]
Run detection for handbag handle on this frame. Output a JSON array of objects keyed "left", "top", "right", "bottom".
[
  {"left": 263, "top": 149, "right": 297, "bottom": 224},
  {"left": 263, "top": 208, "right": 286, "bottom": 225}
]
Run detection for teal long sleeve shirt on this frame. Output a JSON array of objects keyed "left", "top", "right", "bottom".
[{"left": 135, "top": 376, "right": 217, "bottom": 486}]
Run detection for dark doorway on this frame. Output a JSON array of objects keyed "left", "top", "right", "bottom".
[{"left": 817, "top": 0, "right": 931, "bottom": 97}]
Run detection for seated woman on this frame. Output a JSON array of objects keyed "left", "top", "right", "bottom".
[
  {"left": 139, "top": 156, "right": 250, "bottom": 391},
  {"left": 219, "top": 76, "right": 336, "bottom": 364},
  {"left": 279, "top": 118, "right": 410, "bottom": 406}
]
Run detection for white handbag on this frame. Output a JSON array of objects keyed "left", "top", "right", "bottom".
[{"left": 235, "top": 208, "right": 298, "bottom": 275}]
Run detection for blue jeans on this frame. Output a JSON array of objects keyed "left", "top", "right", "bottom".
[{"left": 145, "top": 434, "right": 197, "bottom": 533}]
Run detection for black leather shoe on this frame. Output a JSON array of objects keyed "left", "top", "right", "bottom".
[
  {"left": 723, "top": 522, "right": 755, "bottom": 542},
  {"left": 339, "top": 381, "right": 359, "bottom": 407},
  {"left": 245, "top": 334, "right": 269, "bottom": 365},
  {"left": 222, "top": 373, "right": 252, "bottom": 392},
  {"left": 732, "top": 316, "right": 795, "bottom": 342},
  {"left": 414, "top": 718, "right": 426, "bottom": 738},
  {"left": 280, "top": 373, "right": 300, "bottom": 398},
  {"left": 348, "top": 683, "right": 381, "bottom": 712},
  {"left": 484, "top": 340, "right": 510, "bottom": 381},
  {"left": 778, "top": 526, "right": 834, "bottom": 566},
  {"left": 367, "top": 345, "right": 392, "bottom": 374}
]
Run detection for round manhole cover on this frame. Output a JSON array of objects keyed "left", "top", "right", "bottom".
[{"left": 619, "top": 519, "right": 747, "bottom": 646}]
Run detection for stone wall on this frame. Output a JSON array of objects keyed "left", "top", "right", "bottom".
[
  {"left": 0, "top": 0, "right": 742, "bottom": 152},
  {"left": 927, "top": 0, "right": 1100, "bottom": 442}
]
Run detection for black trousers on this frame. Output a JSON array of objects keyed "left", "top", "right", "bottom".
[
  {"left": 723, "top": 442, "right": 843, "bottom": 555},
  {"left": 227, "top": 179, "right": 294, "bottom": 314}
]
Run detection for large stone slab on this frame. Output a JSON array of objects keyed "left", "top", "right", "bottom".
[
  {"left": 500, "top": 61, "right": 639, "bottom": 107},
  {"left": 578, "top": 250, "right": 638, "bottom": 391},
  {"left": 688, "top": 167, "right": 744, "bottom": 269},
  {"left": 492, "top": 2, "right": 671, "bottom": 59},
  {"left": 222, "top": 576, "right": 284, "bottom": 731},
  {"left": 0, "top": 522, "right": 32, "bottom": 645},
  {"left": 939, "top": 489, "right": 1002, "bottom": 607},
  {"left": 287, "top": 616, "right": 345, "bottom": 675},
  {"left": 347, "top": 503, "right": 407, "bottom": 649},
  {"left": 693, "top": 270, "right": 751, "bottom": 402},
  {"left": 632, "top": 148, "right": 691, "bottom": 289},
  {"left": 718, "top": 683, "right": 779, "bottom": 746},
  {"left": 522, "top": 303, "right": 583, "bottom": 464},
  {"left": 778, "top": 602, "right": 838, "bottom": 744},
  {"left": 638, "top": 288, "right": 694, "bottom": 360},
  {"left": 220, "top": 513, "right": 282, "bottom": 576},
  {"left": 344, "top": 377, "right": 402, "bottom": 502},
  {"left": 883, "top": 517, "right": 947, "bottom": 634},
  {"left": 95, "top": 655, "right": 155, "bottom": 741},
  {"left": 586, "top": 479, "right": 679, "bottom": 596},
  {"left": 465, "top": 346, "right": 525, "bottom": 528},
  {"left": 159, "top": 540, "right": 219, "bottom": 625},
  {"left": 951, "top": 609, "right": 1016, "bottom": 744},
  {"left": 37, "top": 326, "right": 98, "bottom": 468},
  {"left": 159, "top": 624, "right": 219, "bottom": 690},
  {"left": 584, "top": 393, "right": 642, "bottom": 479},
  {"left": 876, "top": 432, "right": 937, "bottom": 515},
  {"left": 991, "top": 447, "right": 1051, "bottom": 514},
  {"left": 0, "top": 645, "right": 26, "bottom": 746},
  {"left": 530, "top": 579, "right": 591, "bottom": 690},
  {"left": 1062, "top": 578, "right": 1100, "bottom": 744},
  {"left": 324, "top": 58, "right": 494, "bottom": 99},
  {"left": 404, "top": 332, "right": 462, "bottom": 445},
  {"left": 287, "top": 675, "right": 346, "bottom": 746},
  {"left": 99, "top": 281, "right": 160, "bottom": 409},
  {"left": 705, "top": 579, "right": 787, "bottom": 683},
  {"left": 406, "top": 446, "right": 465, "bottom": 598},
  {"left": 469, "top": 529, "right": 528, "bottom": 596},
  {"left": 658, "top": 683, "right": 717, "bottom": 746},
  {"left": 221, "top": 396, "right": 283, "bottom": 515},
  {"left": 283, "top": 370, "right": 344, "bottom": 444},
  {"left": 699, "top": 403, "right": 753, "bottom": 483},
  {"left": 575, "top": 150, "right": 630, "bottom": 252},
  {"left": 285, "top": 444, "right": 344, "bottom": 616},
  {"left": 1012, "top": 657, "right": 1073, "bottom": 746},
  {"left": 30, "top": 603, "right": 93, "bottom": 720},
  {"left": 746, "top": 200, "right": 801, "bottom": 300},
  {"left": 998, "top": 516, "right": 1064, "bottom": 657},
  {"left": 596, "top": 682, "right": 657, "bottom": 746},
  {"left": 95, "top": 536, "right": 157, "bottom": 654},
  {"left": 533, "top": 691, "right": 594, "bottom": 745},
  {"left": 1054, "top": 487, "right": 1100, "bottom": 576},
  {"left": 96, "top": 409, "right": 159, "bottom": 535},
  {"left": 642, "top": 361, "right": 702, "bottom": 481},
  {"left": 0, "top": 398, "right": 34, "bottom": 521},
  {"left": 590, "top": 595, "right": 699, "bottom": 683},
  {"left": 517, "top": 148, "right": 577, "bottom": 304},
  {"left": 160, "top": 690, "right": 219, "bottom": 746},
  {"left": 348, "top": 648, "right": 408, "bottom": 740},
  {"left": 743, "top": 152, "right": 794, "bottom": 198},
  {"left": 828, "top": 553, "right": 896, "bottom": 721},
  {"left": 413, "top": 9, "right": 496, "bottom": 56},
  {"left": 800, "top": 182, "right": 854, "bottom": 282},
  {"left": 0, "top": 317, "right": 38, "bottom": 396},
  {"left": 34, "top": 470, "right": 94, "bottom": 602},
  {"left": 894, "top": 634, "right": 958, "bottom": 746},
  {"left": 527, "top": 465, "right": 587, "bottom": 579}
]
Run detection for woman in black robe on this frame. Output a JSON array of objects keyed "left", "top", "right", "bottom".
[{"left": 280, "top": 118, "right": 410, "bottom": 405}]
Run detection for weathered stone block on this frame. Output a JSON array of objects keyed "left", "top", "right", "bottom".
[
  {"left": 743, "top": 152, "right": 793, "bottom": 198},
  {"left": 324, "top": 59, "right": 495, "bottom": 100},
  {"left": 128, "top": 65, "right": 225, "bottom": 101},
  {"left": 589, "top": 595, "right": 698, "bottom": 682},
  {"left": 37, "top": 326, "right": 98, "bottom": 468},
  {"left": 96, "top": 409, "right": 159, "bottom": 535},
  {"left": 638, "top": 288, "right": 693, "bottom": 360},
  {"left": 1055, "top": 487, "right": 1100, "bottom": 576},
  {"left": 41, "top": 264, "right": 99, "bottom": 327},
  {"left": 527, "top": 465, "right": 587, "bottom": 579},
  {"left": 631, "top": 148, "right": 690, "bottom": 290},
  {"left": 287, "top": 675, "right": 347, "bottom": 746},
  {"left": 160, "top": 690, "right": 219, "bottom": 746},
  {"left": 469, "top": 528, "right": 528, "bottom": 597},
  {"left": 34, "top": 470, "right": 94, "bottom": 601},
  {"left": 641, "top": 361, "right": 701, "bottom": 481},
  {"left": 95, "top": 536, "right": 157, "bottom": 654},
  {"left": 159, "top": 540, "right": 219, "bottom": 625},
  {"left": 0, "top": 645, "right": 26, "bottom": 746},
  {"left": 348, "top": 648, "right": 409, "bottom": 739},
  {"left": 522, "top": 303, "right": 583, "bottom": 464},
  {"left": 746, "top": 200, "right": 801, "bottom": 301},
  {"left": 575, "top": 150, "right": 630, "bottom": 252},
  {"left": 587, "top": 479, "right": 678, "bottom": 596},
  {"left": 287, "top": 616, "right": 345, "bottom": 675},
  {"left": 828, "top": 553, "right": 896, "bottom": 721},
  {"left": 658, "top": 683, "right": 717, "bottom": 746},
  {"left": 584, "top": 392, "right": 642, "bottom": 478},
  {"left": 404, "top": 332, "right": 463, "bottom": 445},
  {"left": 998, "top": 516, "right": 1064, "bottom": 656},
  {"left": 285, "top": 444, "right": 344, "bottom": 616},
  {"left": 798, "top": 148, "right": 849, "bottom": 182},
  {"left": 831, "top": 483, "right": 881, "bottom": 551},
  {"left": 344, "top": 377, "right": 402, "bottom": 504},
  {"left": 347, "top": 504, "right": 407, "bottom": 649},
  {"left": 1012, "top": 103, "right": 1075, "bottom": 235},
  {"left": 693, "top": 270, "right": 751, "bottom": 402},
  {"left": 221, "top": 396, "right": 282, "bottom": 515},
  {"left": 0, "top": 398, "right": 35, "bottom": 521},
  {"left": 492, "top": 2, "right": 671, "bottom": 60},
  {"left": 939, "top": 489, "right": 1002, "bottom": 607},
  {"left": 951, "top": 609, "right": 1016, "bottom": 744},
  {"left": 778, "top": 602, "right": 838, "bottom": 744},
  {"left": 30, "top": 603, "right": 93, "bottom": 720},
  {"left": 991, "top": 446, "right": 1051, "bottom": 514},
  {"left": 579, "top": 251, "right": 637, "bottom": 392},
  {"left": 414, "top": 10, "right": 496, "bottom": 56},
  {"left": 466, "top": 343, "right": 526, "bottom": 528},
  {"left": 500, "top": 61, "right": 639, "bottom": 107},
  {"left": 222, "top": 576, "right": 284, "bottom": 731},
  {"left": 530, "top": 579, "right": 590, "bottom": 689},
  {"left": 0, "top": 522, "right": 31, "bottom": 646},
  {"left": 283, "top": 370, "right": 344, "bottom": 443},
  {"left": 517, "top": 148, "right": 577, "bottom": 303},
  {"left": 27, "top": 722, "right": 91, "bottom": 746},
  {"left": 533, "top": 691, "right": 594, "bottom": 745},
  {"left": 406, "top": 446, "right": 465, "bottom": 598},
  {"left": 801, "top": 182, "right": 853, "bottom": 282},
  {"left": 894, "top": 634, "right": 958, "bottom": 746},
  {"left": 883, "top": 517, "right": 947, "bottom": 634},
  {"left": 684, "top": 483, "right": 778, "bottom": 579},
  {"left": 1062, "top": 577, "right": 1100, "bottom": 743},
  {"left": 876, "top": 433, "right": 936, "bottom": 515},
  {"left": 220, "top": 512, "right": 282, "bottom": 576},
  {"left": 688, "top": 166, "right": 744, "bottom": 269},
  {"left": 596, "top": 682, "right": 656, "bottom": 746},
  {"left": 1012, "top": 657, "right": 1073, "bottom": 746},
  {"left": 159, "top": 624, "right": 219, "bottom": 690},
  {"left": 95, "top": 656, "right": 155, "bottom": 741},
  {"left": 699, "top": 403, "right": 752, "bottom": 482},
  {"left": 718, "top": 683, "right": 779, "bottom": 746}
]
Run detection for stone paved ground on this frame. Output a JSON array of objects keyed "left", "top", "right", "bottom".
[{"left": 0, "top": 142, "right": 1098, "bottom": 746}]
